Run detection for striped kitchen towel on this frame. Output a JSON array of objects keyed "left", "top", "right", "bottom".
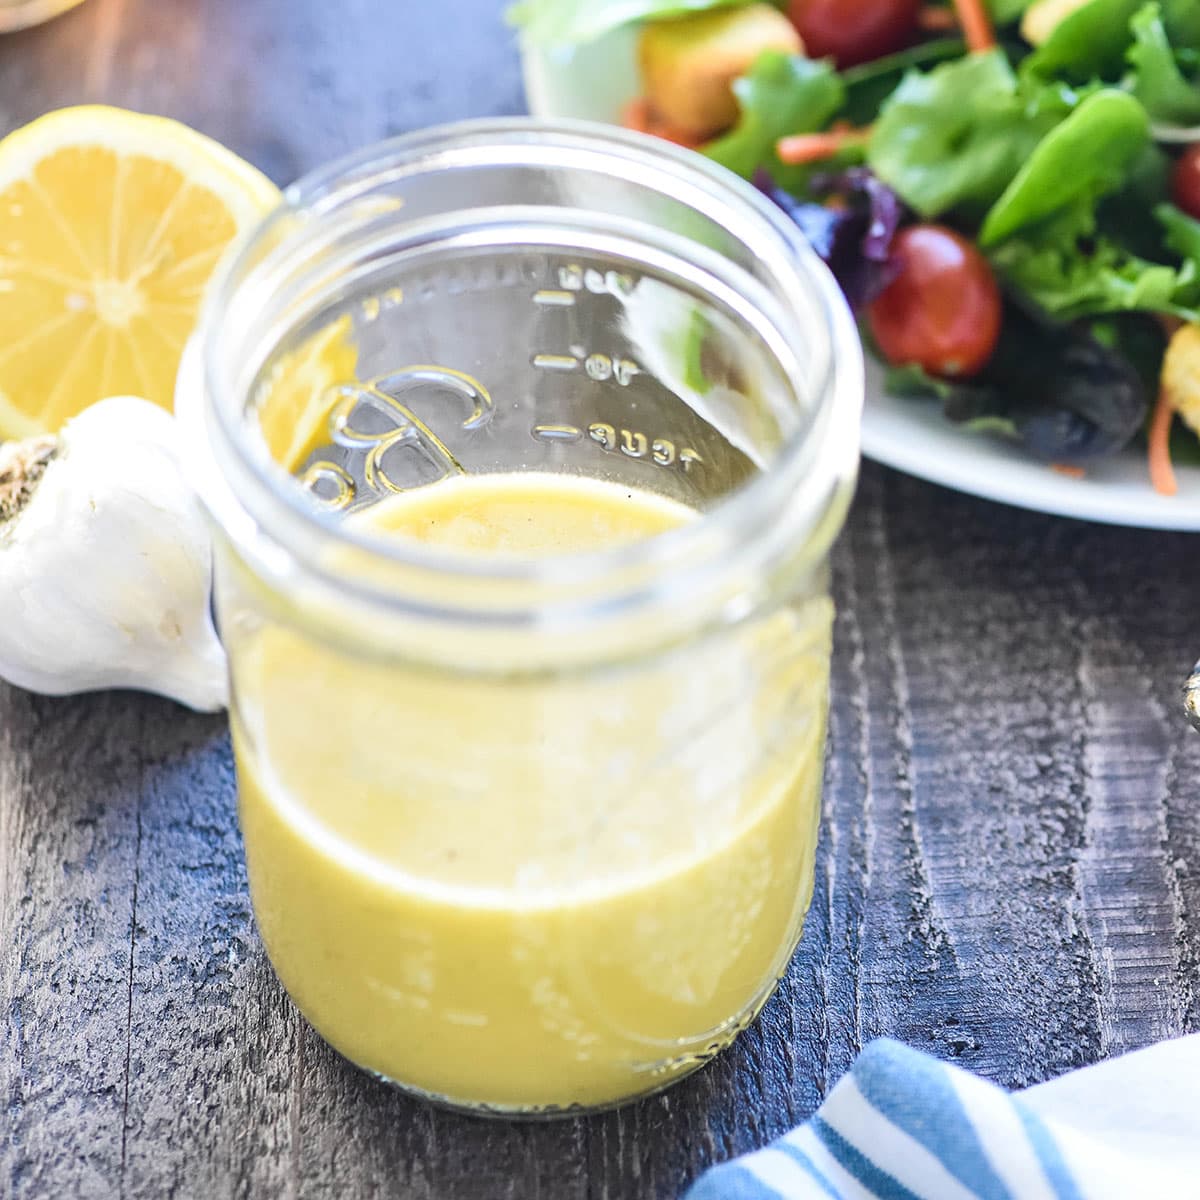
[{"left": 685, "top": 1035, "right": 1200, "bottom": 1200}]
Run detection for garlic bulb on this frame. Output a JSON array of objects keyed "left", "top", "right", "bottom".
[{"left": 0, "top": 396, "right": 227, "bottom": 711}]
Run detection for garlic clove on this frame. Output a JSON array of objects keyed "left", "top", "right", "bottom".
[{"left": 0, "top": 395, "right": 229, "bottom": 712}]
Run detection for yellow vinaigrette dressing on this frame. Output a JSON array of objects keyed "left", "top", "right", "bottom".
[{"left": 232, "top": 474, "right": 831, "bottom": 1111}]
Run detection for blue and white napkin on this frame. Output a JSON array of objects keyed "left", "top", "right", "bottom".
[{"left": 685, "top": 1036, "right": 1200, "bottom": 1200}]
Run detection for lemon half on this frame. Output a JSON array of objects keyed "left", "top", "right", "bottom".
[{"left": 0, "top": 105, "right": 280, "bottom": 437}]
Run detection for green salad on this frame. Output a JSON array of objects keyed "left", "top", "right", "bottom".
[{"left": 513, "top": 0, "right": 1200, "bottom": 494}]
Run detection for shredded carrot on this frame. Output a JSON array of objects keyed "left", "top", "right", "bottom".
[
  {"left": 1051, "top": 464, "right": 1086, "bottom": 479},
  {"left": 1149, "top": 387, "right": 1180, "bottom": 497},
  {"left": 777, "top": 125, "right": 872, "bottom": 165},
  {"left": 951, "top": 0, "right": 996, "bottom": 52},
  {"left": 918, "top": 5, "right": 959, "bottom": 32}
]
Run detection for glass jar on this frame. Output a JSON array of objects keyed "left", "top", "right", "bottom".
[
  {"left": 0, "top": 0, "right": 86, "bottom": 32},
  {"left": 182, "top": 119, "right": 862, "bottom": 1116}
]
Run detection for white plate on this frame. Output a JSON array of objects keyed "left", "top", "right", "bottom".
[{"left": 521, "top": 31, "right": 1200, "bottom": 530}]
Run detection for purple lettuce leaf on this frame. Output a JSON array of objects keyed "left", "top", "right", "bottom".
[{"left": 756, "top": 167, "right": 904, "bottom": 311}]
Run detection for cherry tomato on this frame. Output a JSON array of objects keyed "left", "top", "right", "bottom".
[
  {"left": 1171, "top": 144, "right": 1200, "bottom": 221},
  {"left": 788, "top": 0, "right": 922, "bottom": 67},
  {"left": 868, "top": 225, "right": 1002, "bottom": 378}
]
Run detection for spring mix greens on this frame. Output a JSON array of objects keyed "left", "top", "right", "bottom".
[{"left": 515, "top": 0, "right": 1200, "bottom": 490}]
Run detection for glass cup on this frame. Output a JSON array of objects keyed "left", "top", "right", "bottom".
[
  {"left": 181, "top": 119, "right": 862, "bottom": 1116},
  {"left": 0, "top": 0, "right": 86, "bottom": 32}
]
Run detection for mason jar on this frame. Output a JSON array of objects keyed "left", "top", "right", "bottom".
[{"left": 181, "top": 119, "right": 862, "bottom": 1116}]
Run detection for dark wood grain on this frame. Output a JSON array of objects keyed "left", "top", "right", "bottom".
[{"left": 1, "top": 3, "right": 1198, "bottom": 1198}]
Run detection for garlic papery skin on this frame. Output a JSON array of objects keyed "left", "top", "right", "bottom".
[{"left": 0, "top": 396, "right": 228, "bottom": 712}]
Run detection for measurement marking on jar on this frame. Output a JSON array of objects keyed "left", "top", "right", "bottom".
[
  {"left": 584, "top": 354, "right": 640, "bottom": 385},
  {"left": 533, "top": 290, "right": 577, "bottom": 308},
  {"left": 557, "top": 265, "right": 583, "bottom": 291},
  {"left": 556, "top": 265, "right": 637, "bottom": 296},
  {"left": 532, "top": 354, "right": 580, "bottom": 372},
  {"left": 587, "top": 424, "right": 704, "bottom": 472},
  {"left": 620, "top": 430, "right": 648, "bottom": 458},
  {"left": 532, "top": 424, "right": 584, "bottom": 442},
  {"left": 359, "top": 288, "right": 404, "bottom": 322}
]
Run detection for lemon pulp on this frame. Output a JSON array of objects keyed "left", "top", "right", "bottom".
[{"left": 0, "top": 106, "right": 278, "bottom": 436}]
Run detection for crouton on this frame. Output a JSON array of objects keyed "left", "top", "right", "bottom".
[
  {"left": 639, "top": 4, "right": 804, "bottom": 140},
  {"left": 1162, "top": 322, "right": 1200, "bottom": 435}
]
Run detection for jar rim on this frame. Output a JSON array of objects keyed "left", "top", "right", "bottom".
[{"left": 183, "top": 117, "right": 863, "bottom": 634}]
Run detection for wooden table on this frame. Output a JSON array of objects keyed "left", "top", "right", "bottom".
[{"left": 2, "top": 2, "right": 1198, "bottom": 1196}]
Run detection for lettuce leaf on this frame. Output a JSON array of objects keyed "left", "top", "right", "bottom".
[
  {"left": 1023, "top": 0, "right": 1200, "bottom": 79},
  {"left": 704, "top": 53, "right": 844, "bottom": 179},
  {"left": 988, "top": 0, "right": 1035, "bottom": 19},
  {"left": 980, "top": 89, "right": 1149, "bottom": 245},
  {"left": 839, "top": 37, "right": 965, "bottom": 126},
  {"left": 1095, "top": 142, "right": 1173, "bottom": 259},
  {"left": 885, "top": 309, "right": 1156, "bottom": 463},
  {"left": 1023, "top": 0, "right": 1144, "bottom": 80},
  {"left": 989, "top": 204, "right": 1200, "bottom": 319},
  {"left": 1158, "top": 201, "right": 1200, "bottom": 263},
  {"left": 1161, "top": 0, "right": 1200, "bottom": 41},
  {"left": 867, "top": 50, "right": 1072, "bottom": 219},
  {"left": 508, "top": 0, "right": 755, "bottom": 46},
  {"left": 758, "top": 167, "right": 903, "bottom": 310},
  {"left": 1129, "top": 2, "right": 1200, "bottom": 123}
]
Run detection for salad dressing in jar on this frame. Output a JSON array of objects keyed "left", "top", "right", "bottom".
[{"left": 184, "top": 120, "right": 862, "bottom": 1114}]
